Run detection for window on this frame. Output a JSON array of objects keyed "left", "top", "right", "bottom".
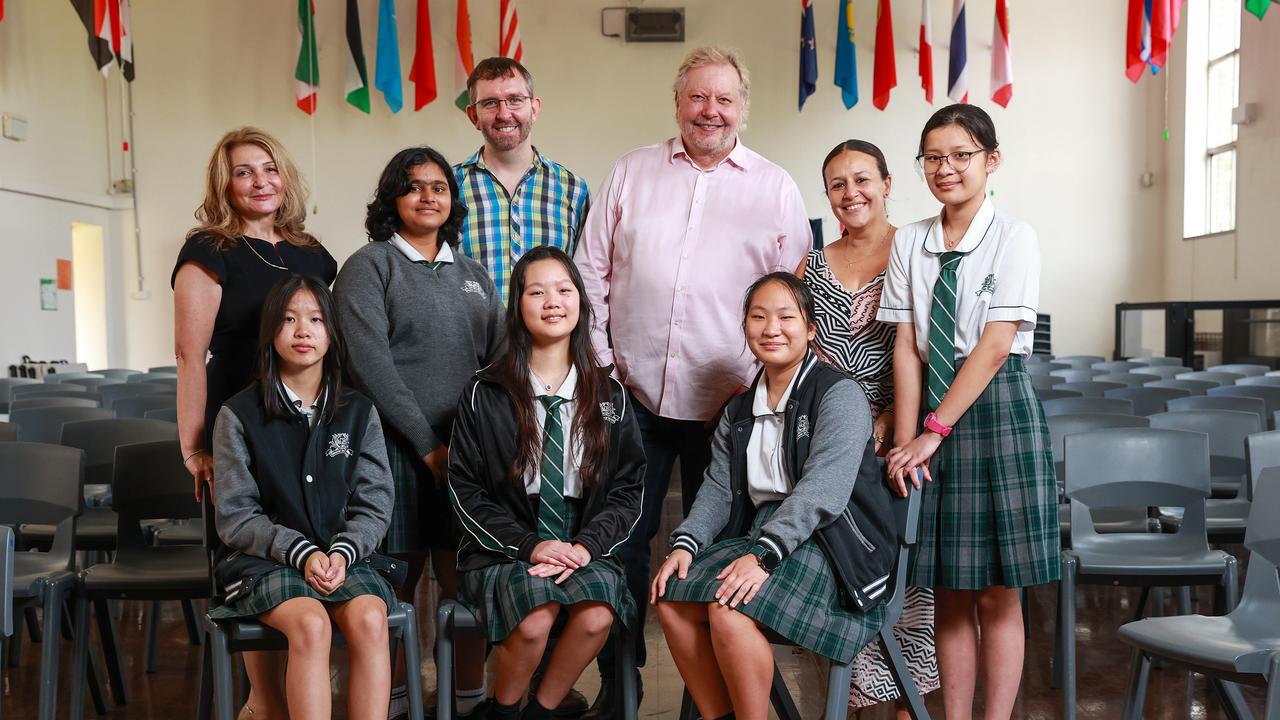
[{"left": 1184, "top": 0, "right": 1241, "bottom": 238}]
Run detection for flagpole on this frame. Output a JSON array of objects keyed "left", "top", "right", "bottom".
[{"left": 127, "top": 80, "right": 144, "bottom": 296}]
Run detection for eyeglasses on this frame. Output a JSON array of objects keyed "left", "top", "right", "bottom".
[
  {"left": 915, "top": 149, "right": 988, "bottom": 175},
  {"left": 472, "top": 95, "right": 531, "bottom": 113}
]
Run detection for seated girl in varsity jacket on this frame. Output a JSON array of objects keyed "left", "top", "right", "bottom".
[
  {"left": 211, "top": 274, "right": 396, "bottom": 720},
  {"left": 652, "top": 272, "right": 896, "bottom": 720},
  {"left": 449, "top": 246, "right": 645, "bottom": 720}
]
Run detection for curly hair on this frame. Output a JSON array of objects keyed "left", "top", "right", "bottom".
[
  {"left": 365, "top": 146, "right": 467, "bottom": 245},
  {"left": 186, "top": 127, "right": 317, "bottom": 250}
]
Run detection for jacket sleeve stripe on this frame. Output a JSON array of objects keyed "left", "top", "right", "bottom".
[
  {"left": 601, "top": 481, "right": 644, "bottom": 558},
  {"left": 448, "top": 481, "right": 519, "bottom": 558},
  {"left": 671, "top": 533, "right": 698, "bottom": 556},
  {"left": 287, "top": 538, "right": 322, "bottom": 571}
]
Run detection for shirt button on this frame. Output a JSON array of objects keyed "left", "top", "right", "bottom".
[
  {"left": 670, "top": 352, "right": 677, "bottom": 358},
  {"left": 674, "top": 320, "right": 681, "bottom": 326},
  {"left": 305, "top": 475, "right": 314, "bottom": 483}
]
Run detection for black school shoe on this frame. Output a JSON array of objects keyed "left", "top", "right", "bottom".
[
  {"left": 580, "top": 674, "right": 643, "bottom": 720},
  {"left": 531, "top": 688, "right": 588, "bottom": 717}
]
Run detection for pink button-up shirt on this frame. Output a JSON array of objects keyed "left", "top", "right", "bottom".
[{"left": 575, "top": 137, "right": 813, "bottom": 422}]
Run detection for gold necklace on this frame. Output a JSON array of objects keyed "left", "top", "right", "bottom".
[
  {"left": 840, "top": 226, "right": 893, "bottom": 266},
  {"left": 244, "top": 237, "right": 288, "bottom": 271}
]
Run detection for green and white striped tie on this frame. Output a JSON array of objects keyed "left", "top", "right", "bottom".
[
  {"left": 537, "top": 396, "right": 568, "bottom": 541},
  {"left": 414, "top": 260, "right": 445, "bottom": 271},
  {"left": 927, "top": 251, "right": 965, "bottom": 410}
]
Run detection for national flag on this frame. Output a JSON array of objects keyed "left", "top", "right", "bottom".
[
  {"left": 947, "top": 0, "right": 968, "bottom": 103},
  {"left": 1246, "top": 0, "right": 1270, "bottom": 19},
  {"left": 116, "top": 0, "right": 134, "bottom": 81},
  {"left": 454, "top": 0, "right": 476, "bottom": 111},
  {"left": 919, "top": 0, "right": 934, "bottom": 103},
  {"left": 500, "top": 0, "right": 523, "bottom": 61},
  {"left": 375, "top": 0, "right": 404, "bottom": 112},
  {"left": 295, "top": 0, "right": 319, "bottom": 114},
  {"left": 990, "top": 0, "right": 1012, "bottom": 107},
  {"left": 1150, "top": 0, "right": 1173, "bottom": 72},
  {"left": 410, "top": 0, "right": 438, "bottom": 110},
  {"left": 834, "top": 0, "right": 859, "bottom": 109},
  {"left": 1, "top": 1, "right": 5, "bottom": 23},
  {"left": 1125, "top": 0, "right": 1146, "bottom": 82},
  {"left": 344, "top": 0, "right": 371, "bottom": 113},
  {"left": 799, "top": 0, "right": 818, "bottom": 110},
  {"left": 68, "top": 0, "right": 115, "bottom": 76},
  {"left": 873, "top": 0, "right": 896, "bottom": 110}
]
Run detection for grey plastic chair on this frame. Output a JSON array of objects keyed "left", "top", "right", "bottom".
[
  {"left": 1151, "top": 410, "right": 1262, "bottom": 499},
  {"left": 1047, "top": 413, "right": 1152, "bottom": 544},
  {"left": 1055, "top": 355, "right": 1106, "bottom": 368},
  {"left": 1131, "top": 356, "right": 1184, "bottom": 366},
  {"left": 1051, "top": 368, "right": 1105, "bottom": 382},
  {"left": 1208, "top": 363, "right": 1270, "bottom": 377},
  {"left": 1043, "top": 397, "right": 1135, "bottom": 417},
  {"left": 1118, "top": 468, "right": 1280, "bottom": 720},
  {"left": 1054, "top": 428, "right": 1239, "bottom": 720},
  {"left": 1238, "top": 376, "right": 1280, "bottom": 389},
  {"left": 1186, "top": 431, "right": 1280, "bottom": 546},
  {"left": 1036, "top": 388, "right": 1084, "bottom": 402},
  {"left": 1027, "top": 362, "right": 1070, "bottom": 376},
  {"left": 42, "top": 373, "right": 104, "bottom": 385},
  {"left": 1031, "top": 374, "right": 1061, "bottom": 390},
  {"left": 1147, "top": 378, "right": 1217, "bottom": 396},
  {"left": 127, "top": 372, "right": 177, "bottom": 385},
  {"left": 144, "top": 407, "right": 178, "bottom": 423},
  {"left": 0, "top": 421, "right": 16, "bottom": 442},
  {"left": 8, "top": 407, "right": 114, "bottom": 443},
  {"left": 147, "top": 366, "right": 178, "bottom": 374},
  {"left": 0, "top": 378, "right": 39, "bottom": 412},
  {"left": 112, "top": 393, "right": 176, "bottom": 420},
  {"left": 1167, "top": 396, "right": 1268, "bottom": 438},
  {"left": 88, "top": 369, "right": 141, "bottom": 381},
  {"left": 1093, "top": 360, "right": 1144, "bottom": 373},
  {"left": 1052, "top": 381, "right": 1126, "bottom": 399},
  {"left": 99, "top": 382, "right": 173, "bottom": 411},
  {"left": 10, "top": 397, "right": 100, "bottom": 412},
  {"left": 1132, "top": 366, "right": 1196, "bottom": 381},
  {"left": 1094, "top": 373, "right": 1150, "bottom": 388},
  {"left": 11, "top": 384, "right": 96, "bottom": 402},
  {"left": 62, "top": 378, "right": 121, "bottom": 393},
  {"left": 1209, "top": 385, "right": 1280, "bottom": 429},
  {"left": 1105, "top": 386, "right": 1190, "bottom": 417},
  {"left": 1178, "top": 371, "right": 1245, "bottom": 387}
]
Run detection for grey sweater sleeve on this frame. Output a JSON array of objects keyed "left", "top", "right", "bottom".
[
  {"left": 333, "top": 250, "right": 441, "bottom": 457},
  {"left": 759, "top": 379, "right": 873, "bottom": 557},
  {"left": 328, "top": 408, "right": 395, "bottom": 567},
  {"left": 668, "top": 410, "right": 735, "bottom": 555},
  {"left": 212, "top": 407, "right": 318, "bottom": 571}
]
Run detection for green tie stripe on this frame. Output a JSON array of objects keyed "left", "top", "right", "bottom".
[
  {"left": 538, "top": 396, "right": 568, "bottom": 541},
  {"left": 414, "top": 260, "right": 446, "bottom": 271},
  {"left": 927, "top": 251, "right": 965, "bottom": 410}
]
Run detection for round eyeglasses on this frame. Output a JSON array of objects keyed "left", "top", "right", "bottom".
[
  {"left": 472, "top": 95, "right": 531, "bottom": 113},
  {"left": 914, "top": 149, "right": 988, "bottom": 175}
]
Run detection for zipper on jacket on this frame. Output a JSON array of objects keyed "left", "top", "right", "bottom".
[{"left": 843, "top": 508, "right": 876, "bottom": 552}]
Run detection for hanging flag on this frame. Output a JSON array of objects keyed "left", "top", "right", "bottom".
[
  {"left": 1124, "top": 0, "right": 1146, "bottom": 82},
  {"left": 500, "top": 0, "right": 523, "bottom": 61},
  {"left": 872, "top": 0, "right": 896, "bottom": 110},
  {"left": 344, "top": 0, "right": 371, "bottom": 113},
  {"left": 990, "top": 0, "right": 1012, "bottom": 107},
  {"left": 116, "top": 0, "right": 134, "bottom": 81},
  {"left": 947, "top": 0, "right": 967, "bottom": 102},
  {"left": 410, "top": 0, "right": 438, "bottom": 110},
  {"left": 1246, "top": 0, "right": 1270, "bottom": 19},
  {"left": 919, "top": 0, "right": 934, "bottom": 103},
  {"left": 1150, "top": 0, "right": 1173, "bottom": 72},
  {"left": 68, "top": 0, "right": 115, "bottom": 75},
  {"left": 294, "top": 0, "right": 319, "bottom": 114},
  {"left": 375, "top": 0, "right": 404, "bottom": 112},
  {"left": 799, "top": 0, "right": 818, "bottom": 110},
  {"left": 834, "top": 0, "right": 859, "bottom": 109},
  {"left": 0, "top": 0, "right": 5, "bottom": 23},
  {"left": 454, "top": 0, "right": 476, "bottom": 111}
]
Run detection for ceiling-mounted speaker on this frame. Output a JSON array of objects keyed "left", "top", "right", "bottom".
[{"left": 602, "top": 7, "right": 684, "bottom": 42}]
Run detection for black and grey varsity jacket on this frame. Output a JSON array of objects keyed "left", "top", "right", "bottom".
[{"left": 448, "top": 365, "right": 646, "bottom": 573}]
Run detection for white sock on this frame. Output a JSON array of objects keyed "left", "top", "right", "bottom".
[{"left": 456, "top": 685, "right": 486, "bottom": 715}]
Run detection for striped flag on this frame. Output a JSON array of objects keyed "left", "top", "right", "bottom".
[
  {"left": 873, "top": 0, "right": 896, "bottom": 110},
  {"left": 990, "top": 0, "right": 1012, "bottom": 107},
  {"left": 834, "top": 0, "right": 859, "bottom": 109},
  {"left": 116, "top": 0, "right": 133, "bottom": 81},
  {"left": 375, "top": 0, "right": 403, "bottom": 112},
  {"left": 947, "top": 0, "right": 968, "bottom": 103},
  {"left": 1246, "top": 0, "right": 1270, "bottom": 19},
  {"left": 344, "top": 0, "right": 371, "bottom": 113},
  {"left": 68, "top": 0, "right": 115, "bottom": 75},
  {"left": 800, "top": 0, "right": 818, "bottom": 110},
  {"left": 410, "top": 0, "right": 438, "bottom": 110},
  {"left": 1126, "top": 0, "right": 1174, "bottom": 82},
  {"left": 500, "top": 0, "right": 523, "bottom": 61},
  {"left": 295, "top": 0, "right": 319, "bottom": 114},
  {"left": 919, "top": 0, "right": 934, "bottom": 103},
  {"left": 454, "top": 0, "right": 476, "bottom": 111}
]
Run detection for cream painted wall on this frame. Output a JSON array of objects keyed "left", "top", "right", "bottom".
[
  {"left": 2, "top": 0, "right": 1166, "bottom": 367},
  {"left": 1162, "top": 9, "right": 1280, "bottom": 301}
]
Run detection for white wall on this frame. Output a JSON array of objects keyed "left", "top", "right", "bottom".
[{"left": 1, "top": 0, "right": 1168, "bottom": 367}]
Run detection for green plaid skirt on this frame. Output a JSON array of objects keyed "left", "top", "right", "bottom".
[
  {"left": 383, "top": 424, "right": 457, "bottom": 554},
  {"left": 910, "top": 356, "right": 1060, "bottom": 590},
  {"left": 660, "top": 503, "right": 887, "bottom": 663},
  {"left": 208, "top": 563, "right": 397, "bottom": 619}
]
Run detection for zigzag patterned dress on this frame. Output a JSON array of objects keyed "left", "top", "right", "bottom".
[{"left": 802, "top": 247, "right": 941, "bottom": 708}]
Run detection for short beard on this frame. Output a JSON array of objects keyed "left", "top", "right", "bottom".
[{"left": 483, "top": 122, "right": 531, "bottom": 151}]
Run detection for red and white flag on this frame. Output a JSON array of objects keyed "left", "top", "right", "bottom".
[
  {"left": 499, "top": 0, "right": 523, "bottom": 61},
  {"left": 918, "top": 0, "right": 933, "bottom": 103},
  {"left": 410, "top": 0, "right": 438, "bottom": 110},
  {"left": 872, "top": 0, "right": 897, "bottom": 110},
  {"left": 990, "top": 0, "right": 1012, "bottom": 107},
  {"left": 453, "top": 0, "right": 475, "bottom": 110}
]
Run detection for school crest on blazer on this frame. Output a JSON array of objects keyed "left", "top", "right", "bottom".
[
  {"left": 326, "top": 432, "right": 352, "bottom": 457},
  {"left": 796, "top": 414, "right": 810, "bottom": 439},
  {"left": 461, "top": 280, "right": 485, "bottom": 297},
  {"left": 599, "top": 401, "right": 620, "bottom": 424},
  {"left": 976, "top": 273, "right": 997, "bottom": 297}
]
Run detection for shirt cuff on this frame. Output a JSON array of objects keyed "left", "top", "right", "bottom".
[
  {"left": 985, "top": 305, "right": 1037, "bottom": 330},
  {"left": 287, "top": 537, "right": 323, "bottom": 572},
  {"left": 876, "top": 307, "right": 913, "bottom": 323},
  {"left": 755, "top": 533, "right": 787, "bottom": 561},
  {"left": 329, "top": 539, "right": 358, "bottom": 568},
  {"left": 671, "top": 534, "right": 699, "bottom": 557}
]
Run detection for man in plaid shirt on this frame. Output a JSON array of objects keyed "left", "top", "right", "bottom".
[{"left": 456, "top": 57, "right": 590, "bottom": 304}]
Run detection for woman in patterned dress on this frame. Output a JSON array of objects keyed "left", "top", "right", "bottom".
[{"left": 797, "top": 140, "right": 939, "bottom": 717}]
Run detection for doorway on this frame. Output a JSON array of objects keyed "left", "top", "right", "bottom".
[{"left": 71, "top": 222, "right": 108, "bottom": 370}]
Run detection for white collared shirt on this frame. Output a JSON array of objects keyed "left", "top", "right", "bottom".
[
  {"left": 390, "top": 233, "right": 455, "bottom": 264},
  {"left": 746, "top": 370, "right": 800, "bottom": 507},
  {"left": 525, "top": 366, "right": 583, "bottom": 498},
  {"left": 877, "top": 198, "right": 1040, "bottom": 360},
  {"left": 279, "top": 381, "right": 322, "bottom": 429}
]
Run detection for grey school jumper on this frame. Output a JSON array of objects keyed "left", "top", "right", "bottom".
[{"left": 334, "top": 240, "right": 505, "bottom": 458}]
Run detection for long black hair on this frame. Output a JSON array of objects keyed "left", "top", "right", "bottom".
[
  {"left": 495, "top": 246, "right": 609, "bottom": 488},
  {"left": 365, "top": 146, "right": 467, "bottom": 245},
  {"left": 742, "top": 272, "right": 818, "bottom": 329},
  {"left": 917, "top": 103, "right": 1000, "bottom": 156},
  {"left": 255, "top": 274, "right": 347, "bottom": 424}
]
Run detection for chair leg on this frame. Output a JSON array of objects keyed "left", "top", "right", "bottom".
[
  {"left": 1176, "top": 587, "right": 1192, "bottom": 615},
  {"left": 1131, "top": 586, "right": 1151, "bottom": 623},
  {"left": 1060, "top": 555, "right": 1078, "bottom": 720},
  {"left": 1210, "top": 677, "right": 1254, "bottom": 720},
  {"left": 92, "top": 597, "right": 127, "bottom": 704},
  {"left": 824, "top": 659, "right": 854, "bottom": 720},
  {"left": 206, "top": 620, "right": 235, "bottom": 720},
  {"left": 1119, "top": 648, "right": 1151, "bottom": 720},
  {"left": 59, "top": 597, "right": 107, "bottom": 715},
  {"left": 616, "top": 625, "right": 639, "bottom": 720},
  {"left": 70, "top": 592, "right": 92, "bottom": 720},
  {"left": 878, "top": 628, "right": 930, "bottom": 720},
  {"left": 399, "top": 605, "right": 425, "bottom": 720},
  {"left": 1220, "top": 556, "right": 1240, "bottom": 614},
  {"left": 196, "top": 640, "right": 213, "bottom": 720},
  {"left": 1051, "top": 581, "right": 1064, "bottom": 689},
  {"left": 1263, "top": 654, "right": 1280, "bottom": 720},
  {"left": 37, "top": 582, "right": 63, "bottom": 720},
  {"left": 435, "top": 600, "right": 456, "bottom": 720},
  {"left": 182, "top": 599, "right": 204, "bottom": 645},
  {"left": 144, "top": 601, "right": 161, "bottom": 673}
]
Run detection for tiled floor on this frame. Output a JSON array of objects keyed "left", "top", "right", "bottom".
[{"left": 1, "top": 489, "right": 1269, "bottom": 718}]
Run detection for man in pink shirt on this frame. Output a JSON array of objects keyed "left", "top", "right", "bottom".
[{"left": 574, "top": 45, "right": 812, "bottom": 718}]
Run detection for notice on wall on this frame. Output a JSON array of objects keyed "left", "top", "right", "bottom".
[
  {"left": 40, "top": 279, "right": 57, "bottom": 311},
  {"left": 56, "top": 259, "right": 73, "bottom": 290}
]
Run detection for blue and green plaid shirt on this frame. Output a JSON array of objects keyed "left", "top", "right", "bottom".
[{"left": 454, "top": 147, "right": 590, "bottom": 303}]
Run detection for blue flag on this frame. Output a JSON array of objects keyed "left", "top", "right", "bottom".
[
  {"left": 799, "top": 0, "right": 818, "bottom": 110},
  {"left": 375, "top": 0, "right": 403, "bottom": 112},
  {"left": 834, "top": 0, "right": 859, "bottom": 109}
]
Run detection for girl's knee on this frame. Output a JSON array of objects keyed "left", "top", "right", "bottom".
[
  {"left": 976, "top": 585, "right": 1021, "bottom": 616},
  {"left": 571, "top": 603, "right": 615, "bottom": 636},
  {"left": 285, "top": 604, "right": 332, "bottom": 652},
  {"left": 706, "top": 601, "right": 746, "bottom": 632},
  {"left": 344, "top": 598, "right": 389, "bottom": 642},
  {"left": 509, "top": 604, "right": 558, "bottom": 644}
]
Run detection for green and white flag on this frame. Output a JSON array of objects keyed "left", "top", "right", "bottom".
[
  {"left": 345, "top": 0, "right": 371, "bottom": 112},
  {"left": 1245, "top": 0, "right": 1270, "bottom": 20},
  {"left": 295, "top": 0, "right": 319, "bottom": 114}
]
